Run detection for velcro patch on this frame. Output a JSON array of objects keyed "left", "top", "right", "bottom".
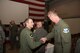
[{"left": 63, "top": 28, "right": 69, "bottom": 33}]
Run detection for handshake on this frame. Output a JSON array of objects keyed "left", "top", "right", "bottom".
[{"left": 40, "top": 37, "right": 47, "bottom": 43}]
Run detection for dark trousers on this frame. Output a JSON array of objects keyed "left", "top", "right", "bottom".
[
  {"left": 75, "top": 38, "right": 80, "bottom": 53},
  {"left": 34, "top": 44, "right": 46, "bottom": 53},
  {"left": 0, "top": 44, "right": 3, "bottom": 53}
]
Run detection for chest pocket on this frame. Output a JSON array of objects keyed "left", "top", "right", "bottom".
[{"left": 54, "top": 27, "right": 62, "bottom": 43}]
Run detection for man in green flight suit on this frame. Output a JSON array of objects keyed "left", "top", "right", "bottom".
[
  {"left": 20, "top": 18, "right": 42, "bottom": 53},
  {"left": 0, "top": 24, "right": 5, "bottom": 53},
  {"left": 40, "top": 10, "right": 71, "bottom": 53},
  {"left": 0, "top": 20, "right": 5, "bottom": 53}
]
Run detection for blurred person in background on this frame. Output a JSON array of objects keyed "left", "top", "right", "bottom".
[
  {"left": 9, "top": 20, "right": 18, "bottom": 50},
  {"left": 33, "top": 21, "right": 48, "bottom": 53},
  {"left": 0, "top": 20, "right": 5, "bottom": 53}
]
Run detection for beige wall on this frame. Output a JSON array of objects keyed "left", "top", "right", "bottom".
[
  {"left": 64, "top": 18, "right": 80, "bottom": 34},
  {"left": 55, "top": 0, "right": 80, "bottom": 18},
  {"left": 0, "top": 0, "right": 29, "bottom": 24}
]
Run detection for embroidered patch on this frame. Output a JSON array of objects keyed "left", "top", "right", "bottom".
[
  {"left": 30, "top": 33, "right": 33, "bottom": 38},
  {"left": 30, "top": 35, "right": 33, "bottom": 37},
  {"left": 63, "top": 28, "right": 69, "bottom": 33}
]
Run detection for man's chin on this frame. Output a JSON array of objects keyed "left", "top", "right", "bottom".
[{"left": 31, "top": 26, "right": 33, "bottom": 28}]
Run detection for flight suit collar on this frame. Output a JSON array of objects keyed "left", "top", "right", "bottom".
[
  {"left": 55, "top": 19, "right": 65, "bottom": 26},
  {"left": 25, "top": 27, "right": 31, "bottom": 31},
  {"left": 25, "top": 27, "right": 33, "bottom": 37}
]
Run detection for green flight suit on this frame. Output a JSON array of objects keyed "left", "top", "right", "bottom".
[
  {"left": 46, "top": 19, "right": 71, "bottom": 53},
  {"left": 0, "top": 26, "right": 5, "bottom": 53},
  {"left": 20, "top": 28, "right": 41, "bottom": 53}
]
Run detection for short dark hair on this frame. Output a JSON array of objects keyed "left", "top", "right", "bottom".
[
  {"left": 20, "top": 22, "right": 23, "bottom": 25},
  {"left": 24, "top": 18, "right": 32, "bottom": 23}
]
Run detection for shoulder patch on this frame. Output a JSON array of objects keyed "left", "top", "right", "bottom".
[
  {"left": 63, "top": 28, "right": 69, "bottom": 33},
  {"left": 30, "top": 33, "right": 33, "bottom": 38}
]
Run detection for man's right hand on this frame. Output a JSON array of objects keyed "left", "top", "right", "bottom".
[{"left": 40, "top": 37, "right": 47, "bottom": 43}]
